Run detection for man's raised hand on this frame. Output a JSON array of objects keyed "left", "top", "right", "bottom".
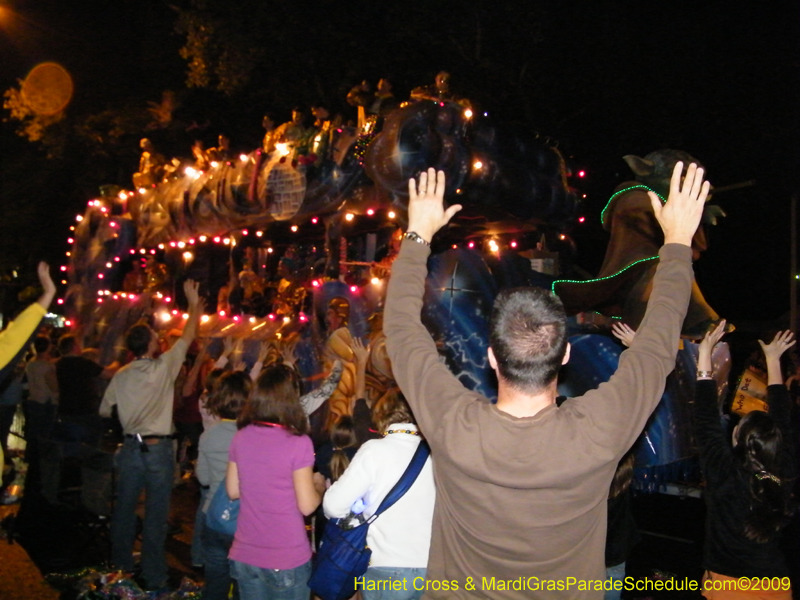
[
  {"left": 650, "top": 161, "right": 710, "bottom": 247},
  {"left": 406, "top": 168, "right": 462, "bottom": 244}
]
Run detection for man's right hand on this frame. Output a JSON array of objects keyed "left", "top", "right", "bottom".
[{"left": 649, "top": 161, "right": 710, "bottom": 247}]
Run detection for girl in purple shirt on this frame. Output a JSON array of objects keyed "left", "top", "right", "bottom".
[{"left": 226, "top": 364, "right": 325, "bottom": 600}]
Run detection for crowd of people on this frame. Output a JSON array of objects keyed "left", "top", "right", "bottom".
[{"left": 0, "top": 162, "right": 798, "bottom": 600}]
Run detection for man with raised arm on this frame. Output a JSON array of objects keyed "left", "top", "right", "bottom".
[
  {"left": 384, "top": 163, "right": 709, "bottom": 598},
  {"left": 100, "top": 280, "right": 205, "bottom": 591}
]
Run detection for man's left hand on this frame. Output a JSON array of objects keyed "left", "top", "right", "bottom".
[{"left": 406, "top": 168, "right": 462, "bottom": 243}]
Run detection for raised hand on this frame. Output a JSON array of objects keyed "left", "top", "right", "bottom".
[
  {"left": 406, "top": 168, "right": 462, "bottom": 243},
  {"left": 222, "top": 336, "right": 235, "bottom": 358},
  {"left": 699, "top": 320, "right": 727, "bottom": 355},
  {"left": 282, "top": 335, "right": 299, "bottom": 368},
  {"left": 352, "top": 337, "right": 370, "bottom": 365},
  {"left": 650, "top": 161, "right": 711, "bottom": 247},
  {"left": 611, "top": 322, "right": 636, "bottom": 348},
  {"left": 257, "top": 340, "right": 271, "bottom": 364},
  {"left": 759, "top": 330, "right": 796, "bottom": 363},
  {"left": 696, "top": 320, "right": 726, "bottom": 376},
  {"left": 183, "top": 279, "right": 201, "bottom": 307},
  {"left": 37, "top": 262, "right": 56, "bottom": 309}
]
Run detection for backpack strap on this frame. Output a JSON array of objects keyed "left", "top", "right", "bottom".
[{"left": 368, "top": 440, "right": 430, "bottom": 523}]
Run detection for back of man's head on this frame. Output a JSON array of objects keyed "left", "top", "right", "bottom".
[
  {"left": 126, "top": 324, "right": 152, "bottom": 358},
  {"left": 57, "top": 334, "right": 77, "bottom": 356},
  {"left": 33, "top": 335, "right": 51, "bottom": 355},
  {"left": 489, "top": 288, "right": 568, "bottom": 394}
]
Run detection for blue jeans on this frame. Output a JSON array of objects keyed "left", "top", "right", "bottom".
[
  {"left": 605, "top": 562, "right": 626, "bottom": 600},
  {"left": 191, "top": 487, "right": 208, "bottom": 566},
  {"left": 202, "top": 526, "right": 237, "bottom": 600},
  {"left": 230, "top": 558, "right": 311, "bottom": 600},
  {"left": 111, "top": 437, "right": 174, "bottom": 589},
  {"left": 24, "top": 401, "right": 56, "bottom": 445},
  {"left": 362, "top": 567, "right": 427, "bottom": 600}
]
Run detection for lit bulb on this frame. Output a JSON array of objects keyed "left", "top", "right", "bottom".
[
  {"left": 345, "top": 213, "right": 354, "bottom": 222},
  {"left": 464, "top": 108, "right": 473, "bottom": 118},
  {"left": 370, "top": 277, "right": 380, "bottom": 285},
  {"left": 291, "top": 225, "right": 298, "bottom": 232},
  {"left": 388, "top": 211, "right": 396, "bottom": 219},
  {"left": 473, "top": 160, "right": 483, "bottom": 170}
]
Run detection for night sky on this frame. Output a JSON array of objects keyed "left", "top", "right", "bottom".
[{"left": 1, "top": 0, "right": 798, "bottom": 323}]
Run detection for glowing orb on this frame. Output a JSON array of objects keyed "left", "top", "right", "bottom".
[{"left": 22, "top": 63, "right": 74, "bottom": 116}]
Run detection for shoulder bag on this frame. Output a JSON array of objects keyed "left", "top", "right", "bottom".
[{"left": 308, "top": 440, "right": 431, "bottom": 600}]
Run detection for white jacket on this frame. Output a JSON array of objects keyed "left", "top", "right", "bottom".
[{"left": 323, "top": 423, "right": 435, "bottom": 568}]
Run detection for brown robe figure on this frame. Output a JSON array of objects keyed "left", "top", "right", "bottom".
[{"left": 554, "top": 150, "right": 721, "bottom": 338}]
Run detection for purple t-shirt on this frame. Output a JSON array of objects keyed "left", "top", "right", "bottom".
[{"left": 228, "top": 425, "right": 314, "bottom": 570}]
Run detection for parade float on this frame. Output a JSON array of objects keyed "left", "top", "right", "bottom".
[{"left": 60, "top": 97, "right": 730, "bottom": 491}]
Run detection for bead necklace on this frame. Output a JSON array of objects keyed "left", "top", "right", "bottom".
[{"left": 383, "top": 429, "right": 420, "bottom": 437}]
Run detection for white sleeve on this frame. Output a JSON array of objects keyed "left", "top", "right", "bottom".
[
  {"left": 99, "top": 377, "right": 117, "bottom": 418},
  {"left": 300, "top": 360, "right": 343, "bottom": 415},
  {"left": 322, "top": 442, "right": 373, "bottom": 519}
]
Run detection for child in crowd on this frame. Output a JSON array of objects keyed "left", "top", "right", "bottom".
[{"left": 196, "top": 370, "right": 251, "bottom": 600}]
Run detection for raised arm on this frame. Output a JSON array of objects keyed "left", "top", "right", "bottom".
[
  {"left": 692, "top": 321, "right": 734, "bottom": 484},
  {"left": 0, "top": 263, "right": 55, "bottom": 370},
  {"left": 758, "top": 330, "right": 795, "bottom": 431},
  {"left": 36, "top": 262, "right": 57, "bottom": 312},
  {"left": 352, "top": 338, "right": 369, "bottom": 403},
  {"left": 758, "top": 330, "right": 795, "bottom": 386},
  {"left": 573, "top": 162, "right": 711, "bottom": 451},
  {"left": 385, "top": 169, "right": 482, "bottom": 434},
  {"left": 182, "top": 342, "right": 208, "bottom": 398},
  {"left": 299, "top": 360, "right": 343, "bottom": 415},
  {"left": 180, "top": 280, "right": 205, "bottom": 344}
]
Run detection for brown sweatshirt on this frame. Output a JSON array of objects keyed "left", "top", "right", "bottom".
[{"left": 384, "top": 241, "right": 692, "bottom": 599}]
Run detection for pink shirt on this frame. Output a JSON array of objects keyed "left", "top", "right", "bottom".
[{"left": 228, "top": 425, "right": 314, "bottom": 570}]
